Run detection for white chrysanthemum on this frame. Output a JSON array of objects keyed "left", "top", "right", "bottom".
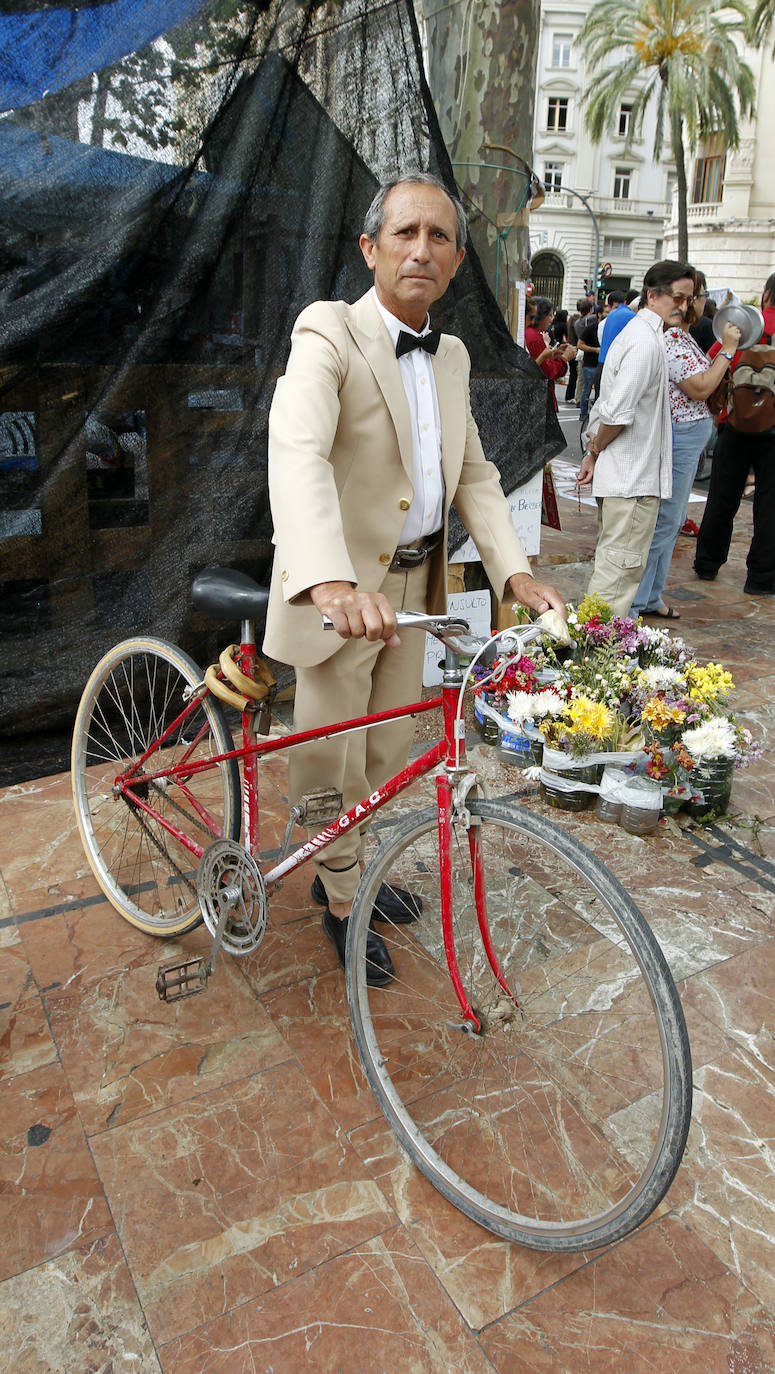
[
  {"left": 536, "top": 688, "right": 566, "bottom": 717},
  {"left": 640, "top": 665, "right": 686, "bottom": 693},
  {"left": 506, "top": 691, "right": 535, "bottom": 725},
  {"left": 682, "top": 717, "right": 737, "bottom": 761}
]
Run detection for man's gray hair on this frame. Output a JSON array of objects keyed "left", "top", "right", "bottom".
[{"left": 363, "top": 172, "right": 468, "bottom": 251}]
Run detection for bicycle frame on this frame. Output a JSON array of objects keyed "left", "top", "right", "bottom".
[{"left": 117, "top": 617, "right": 539, "bottom": 1031}]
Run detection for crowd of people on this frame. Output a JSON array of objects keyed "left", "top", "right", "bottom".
[{"left": 527, "top": 266, "right": 775, "bottom": 616}]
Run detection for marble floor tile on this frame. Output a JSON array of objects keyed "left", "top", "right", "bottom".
[
  {"left": 676, "top": 1044, "right": 775, "bottom": 1314},
  {"left": 261, "top": 968, "right": 381, "bottom": 1135},
  {"left": 157, "top": 1229, "right": 494, "bottom": 1374},
  {"left": 18, "top": 891, "right": 177, "bottom": 997},
  {"left": 349, "top": 1112, "right": 590, "bottom": 1330},
  {"left": 90, "top": 1059, "right": 396, "bottom": 1345},
  {"left": 0, "top": 770, "right": 98, "bottom": 911},
  {"left": 0, "top": 1061, "right": 113, "bottom": 1281},
  {"left": 45, "top": 937, "right": 292, "bottom": 1135},
  {"left": 479, "top": 1216, "right": 775, "bottom": 1374},
  {"left": 681, "top": 936, "right": 775, "bottom": 1074},
  {"left": 0, "top": 1233, "right": 161, "bottom": 1373}
]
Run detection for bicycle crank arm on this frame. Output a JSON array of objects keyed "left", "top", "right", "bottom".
[{"left": 156, "top": 879, "right": 243, "bottom": 1000}]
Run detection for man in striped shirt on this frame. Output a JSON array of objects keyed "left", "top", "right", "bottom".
[{"left": 577, "top": 259, "right": 695, "bottom": 616}]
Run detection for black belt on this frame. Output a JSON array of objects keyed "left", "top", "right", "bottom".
[{"left": 389, "top": 533, "right": 443, "bottom": 572}]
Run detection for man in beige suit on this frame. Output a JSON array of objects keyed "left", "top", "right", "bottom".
[{"left": 265, "top": 172, "right": 565, "bottom": 984}]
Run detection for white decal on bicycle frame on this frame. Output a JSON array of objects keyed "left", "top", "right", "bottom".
[{"left": 455, "top": 720, "right": 465, "bottom": 739}]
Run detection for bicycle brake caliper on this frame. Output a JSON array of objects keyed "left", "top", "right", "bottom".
[{"left": 450, "top": 772, "right": 482, "bottom": 829}]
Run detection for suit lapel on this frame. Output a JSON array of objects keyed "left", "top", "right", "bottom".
[{"left": 346, "top": 292, "right": 414, "bottom": 479}]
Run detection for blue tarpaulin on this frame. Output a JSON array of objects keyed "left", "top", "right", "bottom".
[{"left": 0, "top": 0, "right": 209, "bottom": 111}]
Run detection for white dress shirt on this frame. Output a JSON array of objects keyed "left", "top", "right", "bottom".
[
  {"left": 372, "top": 288, "right": 444, "bottom": 542},
  {"left": 590, "top": 307, "right": 673, "bottom": 499}
]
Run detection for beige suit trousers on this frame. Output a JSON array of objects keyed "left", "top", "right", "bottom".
[{"left": 289, "top": 561, "right": 430, "bottom": 905}]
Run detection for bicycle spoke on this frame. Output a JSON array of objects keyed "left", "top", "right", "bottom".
[{"left": 72, "top": 639, "right": 240, "bottom": 935}]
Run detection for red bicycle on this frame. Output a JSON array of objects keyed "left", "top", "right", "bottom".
[{"left": 71, "top": 566, "right": 692, "bottom": 1252}]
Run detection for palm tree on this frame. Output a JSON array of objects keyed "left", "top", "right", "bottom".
[
  {"left": 579, "top": 0, "right": 755, "bottom": 261},
  {"left": 749, "top": 0, "right": 775, "bottom": 50}
]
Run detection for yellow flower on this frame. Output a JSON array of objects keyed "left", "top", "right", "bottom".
[
  {"left": 685, "top": 662, "right": 734, "bottom": 702},
  {"left": 641, "top": 698, "right": 686, "bottom": 730},
  {"left": 564, "top": 696, "right": 614, "bottom": 741}
]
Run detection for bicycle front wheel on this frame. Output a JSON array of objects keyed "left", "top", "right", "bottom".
[
  {"left": 71, "top": 637, "right": 240, "bottom": 936},
  {"left": 347, "top": 798, "right": 692, "bottom": 1252}
]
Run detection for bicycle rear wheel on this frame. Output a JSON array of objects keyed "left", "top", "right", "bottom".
[
  {"left": 347, "top": 798, "right": 692, "bottom": 1252},
  {"left": 72, "top": 637, "right": 240, "bottom": 936}
]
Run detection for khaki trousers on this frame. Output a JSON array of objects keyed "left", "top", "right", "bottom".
[
  {"left": 574, "top": 352, "right": 584, "bottom": 402},
  {"left": 586, "top": 495, "right": 660, "bottom": 618},
  {"left": 289, "top": 561, "right": 430, "bottom": 904}
]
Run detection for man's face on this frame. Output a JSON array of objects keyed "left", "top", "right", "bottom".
[
  {"left": 647, "top": 277, "right": 695, "bottom": 326},
  {"left": 359, "top": 183, "right": 465, "bottom": 330}
]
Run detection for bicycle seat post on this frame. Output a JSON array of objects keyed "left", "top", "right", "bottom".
[{"left": 241, "top": 618, "right": 256, "bottom": 650}]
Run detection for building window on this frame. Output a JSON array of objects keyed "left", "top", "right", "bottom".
[
  {"left": 692, "top": 133, "right": 726, "bottom": 204},
  {"left": 551, "top": 34, "right": 573, "bottom": 67},
  {"left": 613, "top": 166, "right": 632, "bottom": 199},
  {"left": 543, "top": 162, "right": 564, "bottom": 192},
  {"left": 603, "top": 237, "right": 633, "bottom": 259},
  {"left": 618, "top": 103, "right": 633, "bottom": 138},
  {"left": 546, "top": 97, "right": 569, "bottom": 132}
]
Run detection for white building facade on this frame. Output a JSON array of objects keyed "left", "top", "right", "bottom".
[{"left": 529, "top": 0, "right": 775, "bottom": 309}]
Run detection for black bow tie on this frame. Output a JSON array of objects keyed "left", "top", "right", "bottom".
[{"left": 395, "top": 328, "right": 441, "bottom": 359}]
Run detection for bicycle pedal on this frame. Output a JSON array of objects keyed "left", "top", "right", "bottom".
[
  {"left": 155, "top": 956, "right": 209, "bottom": 1001},
  {"left": 297, "top": 786, "right": 343, "bottom": 827}
]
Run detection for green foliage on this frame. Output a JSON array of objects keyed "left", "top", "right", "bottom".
[
  {"left": 748, "top": 0, "right": 775, "bottom": 52},
  {"left": 579, "top": 0, "right": 756, "bottom": 257}
]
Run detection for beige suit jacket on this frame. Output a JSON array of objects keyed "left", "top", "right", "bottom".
[{"left": 263, "top": 289, "right": 531, "bottom": 668}]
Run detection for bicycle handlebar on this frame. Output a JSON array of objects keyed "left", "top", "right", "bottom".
[{"left": 321, "top": 609, "right": 569, "bottom": 655}]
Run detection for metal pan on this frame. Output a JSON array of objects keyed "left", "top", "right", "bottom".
[{"left": 712, "top": 303, "right": 765, "bottom": 349}]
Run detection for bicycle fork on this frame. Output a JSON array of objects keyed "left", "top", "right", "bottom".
[{"left": 436, "top": 774, "right": 521, "bottom": 1037}]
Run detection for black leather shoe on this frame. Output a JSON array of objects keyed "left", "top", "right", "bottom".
[
  {"left": 311, "top": 874, "right": 421, "bottom": 925},
  {"left": 693, "top": 566, "right": 717, "bottom": 581},
  {"left": 321, "top": 909, "right": 394, "bottom": 987},
  {"left": 744, "top": 582, "right": 775, "bottom": 596}
]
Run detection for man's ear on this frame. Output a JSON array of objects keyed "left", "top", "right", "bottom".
[
  {"left": 450, "top": 246, "right": 466, "bottom": 279},
  {"left": 359, "top": 233, "right": 377, "bottom": 270}
]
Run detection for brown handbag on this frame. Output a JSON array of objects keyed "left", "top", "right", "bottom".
[{"left": 707, "top": 373, "right": 730, "bottom": 418}]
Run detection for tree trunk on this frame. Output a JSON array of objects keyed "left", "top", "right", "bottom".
[
  {"left": 670, "top": 108, "right": 689, "bottom": 262},
  {"left": 419, "top": 0, "right": 540, "bottom": 318}
]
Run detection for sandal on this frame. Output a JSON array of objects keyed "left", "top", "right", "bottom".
[{"left": 645, "top": 605, "right": 680, "bottom": 620}]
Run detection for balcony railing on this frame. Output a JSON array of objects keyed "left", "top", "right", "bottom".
[
  {"left": 687, "top": 202, "right": 723, "bottom": 221},
  {"left": 540, "top": 191, "right": 576, "bottom": 209}
]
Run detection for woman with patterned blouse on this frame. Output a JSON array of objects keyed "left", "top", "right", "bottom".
[{"left": 630, "top": 287, "right": 741, "bottom": 620}]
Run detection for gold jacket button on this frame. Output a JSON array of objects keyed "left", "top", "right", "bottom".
[
  {"left": 398, "top": 498, "right": 410, "bottom": 511},
  {"left": 281, "top": 569, "right": 289, "bottom": 581},
  {"left": 379, "top": 553, "right": 392, "bottom": 566}
]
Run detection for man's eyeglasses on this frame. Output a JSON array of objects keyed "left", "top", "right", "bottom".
[{"left": 667, "top": 292, "right": 694, "bottom": 306}]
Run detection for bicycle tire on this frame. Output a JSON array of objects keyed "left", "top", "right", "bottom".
[
  {"left": 71, "top": 637, "right": 240, "bottom": 937},
  {"left": 346, "top": 798, "right": 692, "bottom": 1252}
]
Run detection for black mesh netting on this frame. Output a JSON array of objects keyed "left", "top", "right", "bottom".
[{"left": 0, "top": 0, "right": 563, "bottom": 783}]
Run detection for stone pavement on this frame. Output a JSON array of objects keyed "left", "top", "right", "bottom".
[{"left": 1, "top": 433, "right": 774, "bottom": 1372}]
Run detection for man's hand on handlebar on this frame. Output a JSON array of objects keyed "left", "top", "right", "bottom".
[
  {"left": 310, "top": 582, "right": 400, "bottom": 645},
  {"left": 509, "top": 572, "right": 568, "bottom": 621}
]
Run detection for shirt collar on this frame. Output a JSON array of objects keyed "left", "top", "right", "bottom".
[
  {"left": 639, "top": 307, "right": 666, "bottom": 334},
  {"left": 372, "top": 287, "right": 431, "bottom": 348}
]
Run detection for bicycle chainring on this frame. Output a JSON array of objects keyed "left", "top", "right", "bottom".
[{"left": 196, "top": 840, "right": 268, "bottom": 957}]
